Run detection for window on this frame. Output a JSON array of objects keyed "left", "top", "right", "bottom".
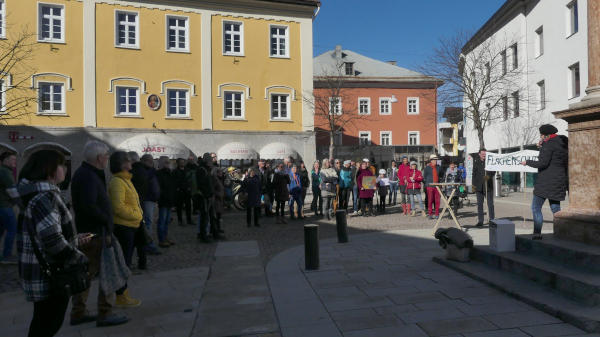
[
  {"left": 567, "top": 1, "right": 579, "bottom": 36},
  {"left": 38, "top": 82, "right": 64, "bottom": 114},
  {"left": 223, "top": 21, "right": 243, "bottom": 55},
  {"left": 511, "top": 44, "right": 518, "bottom": 69},
  {"left": 535, "top": 26, "right": 544, "bottom": 57},
  {"left": 569, "top": 62, "right": 580, "bottom": 98},
  {"left": 224, "top": 91, "right": 243, "bottom": 119},
  {"left": 380, "top": 131, "right": 392, "bottom": 146},
  {"left": 167, "top": 89, "right": 189, "bottom": 117},
  {"left": 270, "top": 25, "right": 288, "bottom": 57},
  {"left": 0, "top": 1, "right": 5, "bottom": 38},
  {"left": 408, "top": 131, "right": 420, "bottom": 145},
  {"left": 501, "top": 49, "right": 507, "bottom": 75},
  {"left": 502, "top": 96, "right": 508, "bottom": 121},
  {"left": 116, "top": 87, "right": 138, "bottom": 115},
  {"left": 115, "top": 11, "right": 139, "bottom": 48},
  {"left": 537, "top": 81, "right": 546, "bottom": 110},
  {"left": 379, "top": 97, "right": 391, "bottom": 115},
  {"left": 329, "top": 97, "right": 342, "bottom": 115},
  {"left": 271, "top": 93, "right": 289, "bottom": 120},
  {"left": 359, "top": 131, "right": 371, "bottom": 146},
  {"left": 512, "top": 91, "right": 520, "bottom": 118},
  {"left": 38, "top": 3, "right": 64, "bottom": 43},
  {"left": 345, "top": 62, "right": 354, "bottom": 76},
  {"left": 407, "top": 97, "right": 419, "bottom": 115},
  {"left": 358, "top": 97, "right": 370, "bottom": 115},
  {"left": 166, "top": 16, "right": 188, "bottom": 52}
]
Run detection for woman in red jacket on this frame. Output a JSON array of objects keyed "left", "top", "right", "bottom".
[
  {"left": 356, "top": 161, "right": 375, "bottom": 216},
  {"left": 397, "top": 156, "right": 411, "bottom": 215},
  {"left": 406, "top": 161, "right": 426, "bottom": 217}
]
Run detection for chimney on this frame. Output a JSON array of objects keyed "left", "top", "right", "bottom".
[
  {"left": 335, "top": 45, "right": 342, "bottom": 60},
  {"left": 387, "top": 61, "right": 397, "bottom": 66}
]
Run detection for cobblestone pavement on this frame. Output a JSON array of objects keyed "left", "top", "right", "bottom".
[{"left": 0, "top": 192, "right": 557, "bottom": 294}]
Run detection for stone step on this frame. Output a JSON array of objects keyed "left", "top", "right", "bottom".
[
  {"left": 471, "top": 246, "right": 600, "bottom": 306},
  {"left": 516, "top": 234, "right": 600, "bottom": 273},
  {"left": 433, "top": 256, "right": 600, "bottom": 333}
]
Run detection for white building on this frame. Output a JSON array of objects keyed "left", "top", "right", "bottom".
[{"left": 463, "top": 0, "right": 588, "bottom": 155}]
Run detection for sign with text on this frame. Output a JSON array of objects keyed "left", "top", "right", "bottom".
[{"left": 485, "top": 150, "right": 539, "bottom": 173}]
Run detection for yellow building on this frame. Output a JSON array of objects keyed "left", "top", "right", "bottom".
[{"left": 0, "top": 0, "right": 319, "bottom": 170}]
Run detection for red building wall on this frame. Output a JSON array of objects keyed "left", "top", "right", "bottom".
[{"left": 314, "top": 86, "right": 438, "bottom": 147}]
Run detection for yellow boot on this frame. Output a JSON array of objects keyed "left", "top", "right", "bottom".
[{"left": 115, "top": 289, "right": 141, "bottom": 308}]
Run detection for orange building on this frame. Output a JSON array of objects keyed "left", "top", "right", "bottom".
[{"left": 313, "top": 46, "right": 441, "bottom": 159}]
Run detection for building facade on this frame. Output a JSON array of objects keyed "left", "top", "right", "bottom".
[
  {"left": 0, "top": 0, "right": 319, "bottom": 172},
  {"left": 313, "top": 46, "right": 440, "bottom": 162},
  {"left": 463, "top": 0, "right": 588, "bottom": 155}
]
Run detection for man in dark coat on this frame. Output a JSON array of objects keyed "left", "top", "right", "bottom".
[
  {"left": 522, "top": 124, "right": 568, "bottom": 239},
  {"left": 196, "top": 153, "right": 222, "bottom": 242},
  {"left": 138, "top": 154, "right": 161, "bottom": 254},
  {"left": 173, "top": 158, "right": 192, "bottom": 226},
  {"left": 70, "top": 141, "right": 129, "bottom": 327},
  {"left": 472, "top": 149, "right": 495, "bottom": 226}
]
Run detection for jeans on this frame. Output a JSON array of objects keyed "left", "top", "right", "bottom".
[
  {"left": 0, "top": 207, "right": 17, "bottom": 257},
  {"left": 352, "top": 185, "right": 359, "bottom": 212},
  {"left": 409, "top": 192, "right": 424, "bottom": 211},
  {"left": 532, "top": 194, "right": 561, "bottom": 234},
  {"left": 388, "top": 181, "right": 398, "bottom": 204},
  {"left": 29, "top": 293, "right": 70, "bottom": 337},
  {"left": 476, "top": 186, "right": 495, "bottom": 223},
  {"left": 290, "top": 192, "right": 303, "bottom": 217},
  {"left": 339, "top": 188, "right": 350, "bottom": 211},
  {"left": 426, "top": 187, "right": 441, "bottom": 216},
  {"left": 142, "top": 201, "right": 157, "bottom": 249},
  {"left": 157, "top": 207, "right": 171, "bottom": 243}
]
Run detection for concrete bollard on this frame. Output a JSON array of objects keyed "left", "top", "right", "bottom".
[
  {"left": 304, "top": 224, "right": 319, "bottom": 270},
  {"left": 335, "top": 210, "right": 348, "bottom": 243}
]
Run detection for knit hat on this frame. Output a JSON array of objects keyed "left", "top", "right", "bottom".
[
  {"left": 343, "top": 160, "right": 351, "bottom": 165},
  {"left": 379, "top": 169, "right": 386, "bottom": 175},
  {"left": 539, "top": 124, "right": 558, "bottom": 135},
  {"left": 362, "top": 158, "right": 369, "bottom": 163},
  {"left": 410, "top": 161, "right": 417, "bottom": 166},
  {"left": 429, "top": 154, "right": 438, "bottom": 160}
]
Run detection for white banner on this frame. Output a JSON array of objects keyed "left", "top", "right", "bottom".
[
  {"left": 485, "top": 150, "right": 539, "bottom": 173},
  {"left": 465, "top": 155, "right": 473, "bottom": 186}
]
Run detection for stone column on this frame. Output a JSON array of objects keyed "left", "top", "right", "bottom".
[{"left": 552, "top": 0, "right": 600, "bottom": 245}]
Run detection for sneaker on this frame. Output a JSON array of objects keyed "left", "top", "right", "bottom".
[
  {"left": 115, "top": 290, "right": 141, "bottom": 308},
  {"left": 475, "top": 222, "right": 484, "bottom": 227},
  {"left": 96, "top": 314, "right": 130, "bottom": 327},
  {"left": 70, "top": 314, "right": 97, "bottom": 326}
]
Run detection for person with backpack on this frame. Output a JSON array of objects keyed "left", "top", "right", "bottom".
[{"left": 338, "top": 160, "right": 352, "bottom": 212}]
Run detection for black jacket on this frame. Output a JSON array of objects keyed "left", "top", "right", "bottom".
[
  {"left": 526, "top": 135, "right": 568, "bottom": 201},
  {"left": 131, "top": 162, "right": 148, "bottom": 202},
  {"left": 196, "top": 163, "right": 213, "bottom": 198},
  {"left": 71, "top": 161, "right": 113, "bottom": 235},
  {"left": 472, "top": 156, "right": 495, "bottom": 193},
  {"left": 172, "top": 167, "right": 189, "bottom": 194},
  {"left": 157, "top": 168, "right": 176, "bottom": 208},
  {"left": 299, "top": 168, "right": 310, "bottom": 190}
]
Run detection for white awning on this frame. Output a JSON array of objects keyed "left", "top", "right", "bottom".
[
  {"left": 259, "top": 142, "right": 299, "bottom": 160},
  {"left": 117, "top": 134, "right": 193, "bottom": 159},
  {"left": 217, "top": 142, "right": 258, "bottom": 160}
]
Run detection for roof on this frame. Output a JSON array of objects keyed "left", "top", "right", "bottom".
[
  {"left": 313, "top": 46, "right": 438, "bottom": 84},
  {"left": 462, "top": 0, "right": 532, "bottom": 54},
  {"left": 256, "top": 0, "right": 320, "bottom": 7}
]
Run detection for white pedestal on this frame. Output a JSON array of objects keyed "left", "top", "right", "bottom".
[{"left": 489, "top": 219, "right": 515, "bottom": 252}]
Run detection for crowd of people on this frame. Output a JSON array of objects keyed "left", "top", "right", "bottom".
[{"left": 0, "top": 124, "right": 568, "bottom": 337}]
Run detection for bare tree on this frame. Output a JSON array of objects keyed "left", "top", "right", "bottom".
[
  {"left": 305, "top": 60, "right": 371, "bottom": 159},
  {"left": 419, "top": 30, "right": 529, "bottom": 150},
  {"left": 0, "top": 26, "right": 38, "bottom": 124}
]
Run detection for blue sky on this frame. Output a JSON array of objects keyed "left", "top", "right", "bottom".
[{"left": 313, "top": 0, "right": 506, "bottom": 70}]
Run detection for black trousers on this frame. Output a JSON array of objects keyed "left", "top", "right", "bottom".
[
  {"left": 360, "top": 198, "right": 373, "bottom": 215},
  {"left": 246, "top": 206, "right": 260, "bottom": 226},
  {"left": 176, "top": 191, "right": 192, "bottom": 224},
  {"left": 114, "top": 224, "right": 145, "bottom": 294},
  {"left": 275, "top": 201, "right": 286, "bottom": 217},
  {"left": 311, "top": 187, "right": 323, "bottom": 214},
  {"left": 339, "top": 188, "right": 350, "bottom": 211},
  {"left": 378, "top": 194, "right": 387, "bottom": 212},
  {"left": 29, "top": 293, "right": 70, "bottom": 337},
  {"left": 476, "top": 187, "right": 495, "bottom": 223}
]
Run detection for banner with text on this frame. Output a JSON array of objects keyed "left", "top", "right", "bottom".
[{"left": 485, "top": 150, "right": 539, "bottom": 173}]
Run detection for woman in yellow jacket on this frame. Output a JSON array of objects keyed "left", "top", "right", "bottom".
[{"left": 108, "top": 151, "right": 142, "bottom": 308}]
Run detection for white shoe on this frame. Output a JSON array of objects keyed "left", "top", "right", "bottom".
[{"left": 352, "top": 211, "right": 358, "bottom": 216}]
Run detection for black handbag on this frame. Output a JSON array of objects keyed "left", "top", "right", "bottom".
[{"left": 25, "top": 221, "right": 90, "bottom": 297}]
